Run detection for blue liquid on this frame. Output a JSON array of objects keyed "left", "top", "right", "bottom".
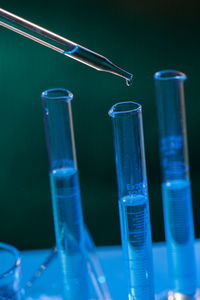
[
  {"left": 0, "top": 252, "right": 22, "bottom": 300},
  {"left": 119, "top": 195, "right": 154, "bottom": 300},
  {"left": 162, "top": 179, "right": 196, "bottom": 295},
  {"left": 0, "top": 287, "right": 21, "bottom": 300},
  {"left": 50, "top": 167, "right": 89, "bottom": 300}
]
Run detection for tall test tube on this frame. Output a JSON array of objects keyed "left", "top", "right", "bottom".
[
  {"left": 154, "top": 70, "right": 197, "bottom": 297},
  {"left": 41, "top": 88, "right": 89, "bottom": 300},
  {"left": 109, "top": 102, "right": 155, "bottom": 300}
]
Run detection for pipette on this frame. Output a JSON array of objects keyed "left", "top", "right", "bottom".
[{"left": 0, "top": 8, "right": 133, "bottom": 85}]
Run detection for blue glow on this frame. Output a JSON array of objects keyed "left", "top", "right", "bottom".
[
  {"left": 63, "top": 45, "right": 79, "bottom": 55},
  {"left": 98, "top": 276, "right": 106, "bottom": 284}
]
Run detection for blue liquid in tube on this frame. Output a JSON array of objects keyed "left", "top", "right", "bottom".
[
  {"left": 162, "top": 179, "right": 196, "bottom": 294},
  {"left": 119, "top": 195, "right": 154, "bottom": 300},
  {"left": 50, "top": 167, "right": 89, "bottom": 300},
  {"left": 0, "top": 287, "right": 21, "bottom": 300}
]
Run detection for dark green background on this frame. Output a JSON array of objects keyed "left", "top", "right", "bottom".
[{"left": 0, "top": 0, "right": 200, "bottom": 250}]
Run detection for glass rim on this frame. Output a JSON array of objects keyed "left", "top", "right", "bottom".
[
  {"left": 41, "top": 88, "right": 73, "bottom": 102},
  {"left": 0, "top": 242, "right": 21, "bottom": 279},
  {"left": 154, "top": 70, "right": 187, "bottom": 81},
  {"left": 108, "top": 101, "right": 142, "bottom": 118}
]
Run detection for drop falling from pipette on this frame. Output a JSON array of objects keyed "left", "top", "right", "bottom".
[{"left": 126, "top": 79, "right": 133, "bottom": 87}]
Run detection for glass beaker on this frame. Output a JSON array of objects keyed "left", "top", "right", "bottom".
[
  {"left": 41, "top": 88, "right": 89, "bottom": 300},
  {"left": 109, "top": 102, "right": 155, "bottom": 300},
  {"left": 154, "top": 70, "right": 197, "bottom": 297},
  {"left": 0, "top": 242, "right": 23, "bottom": 299}
]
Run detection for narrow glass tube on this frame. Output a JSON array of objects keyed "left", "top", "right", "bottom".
[
  {"left": 0, "top": 8, "right": 133, "bottom": 85},
  {"left": 41, "top": 88, "right": 89, "bottom": 300},
  {"left": 154, "top": 70, "right": 197, "bottom": 296},
  {"left": 109, "top": 102, "right": 154, "bottom": 300}
]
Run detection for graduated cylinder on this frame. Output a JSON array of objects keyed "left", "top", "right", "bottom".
[
  {"left": 154, "top": 70, "right": 197, "bottom": 296},
  {"left": 109, "top": 102, "right": 154, "bottom": 300},
  {"left": 41, "top": 88, "right": 89, "bottom": 300}
]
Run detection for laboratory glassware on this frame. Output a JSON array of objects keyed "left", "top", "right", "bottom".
[
  {"left": 24, "top": 230, "right": 112, "bottom": 300},
  {"left": 0, "top": 242, "right": 23, "bottom": 300},
  {"left": 154, "top": 70, "right": 197, "bottom": 298},
  {"left": 41, "top": 88, "right": 89, "bottom": 300},
  {"left": 109, "top": 102, "right": 155, "bottom": 300},
  {"left": 41, "top": 88, "right": 112, "bottom": 300},
  {"left": 0, "top": 8, "right": 133, "bottom": 85}
]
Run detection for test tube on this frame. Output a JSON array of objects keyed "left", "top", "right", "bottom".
[
  {"left": 154, "top": 70, "right": 197, "bottom": 297},
  {"left": 109, "top": 102, "right": 155, "bottom": 300},
  {"left": 41, "top": 88, "right": 89, "bottom": 300}
]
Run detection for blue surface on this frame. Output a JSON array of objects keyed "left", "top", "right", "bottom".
[{"left": 20, "top": 240, "right": 200, "bottom": 299}]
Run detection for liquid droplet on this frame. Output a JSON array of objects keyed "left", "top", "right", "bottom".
[{"left": 126, "top": 77, "right": 133, "bottom": 87}]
